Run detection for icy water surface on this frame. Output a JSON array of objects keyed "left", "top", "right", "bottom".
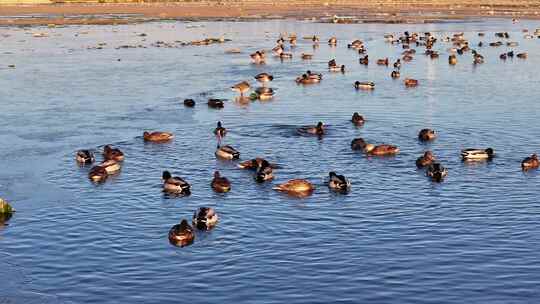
[{"left": 1, "top": 19, "right": 540, "bottom": 303}]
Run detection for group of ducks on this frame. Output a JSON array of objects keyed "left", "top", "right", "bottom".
[{"left": 72, "top": 28, "right": 538, "bottom": 247}]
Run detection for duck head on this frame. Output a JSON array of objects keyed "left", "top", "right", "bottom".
[{"left": 162, "top": 171, "right": 172, "bottom": 180}]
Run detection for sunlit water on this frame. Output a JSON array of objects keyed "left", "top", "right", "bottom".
[{"left": 1, "top": 19, "right": 540, "bottom": 303}]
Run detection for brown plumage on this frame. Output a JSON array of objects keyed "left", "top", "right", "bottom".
[{"left": 211, "top": 171, "right": 231, "bottom": 193}]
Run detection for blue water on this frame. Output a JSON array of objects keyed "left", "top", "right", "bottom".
[{"left": 1, "top": 19, "right": 540, "bottom": 303}]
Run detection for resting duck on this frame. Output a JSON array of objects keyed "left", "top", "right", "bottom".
[
  {"left": 273, "top": 179, "right": 314, "bottom": 196},
  {"left": 231, "top": 81, "right": 250, "bottom": 97},
  {"left": 213, "top": 121, "right": 227, "bottom": 141},
  {"left": 377, "top": 58, "right": 389, "bottom": 66},
  {"left": 327, "top": 172, "right": 351, "bottom": 192},
  {"left": 347, "top": 39, "right": 363, "bottom": 49},
  {"left": 328, "top": 37, "right": 337, "bottom": 46},
  {"left": 143, "top": 131, "right": 174, "bottom": 143},
  {"left": 254, "top": 73, "right": 273, "bottom": 85},
  {"left": 237, "top": 158, "right": 278, "bottom": 170},
  {"left": 255, "top": 160, "right": 274, "bottom": 183},
  {"left": 295, "top": 71, "right": 322, "bottom": 84},
  {"left": 354, "top": 81, "right": 375, "bottom": 90},
  {"left": 184, "top": 99, "right": 195, "bottom": 107},
  {"left": 88, "top": 165, "right": 108, "bottom": 183},
  {"left": 162, "top": 171, "right": 191, "bottom": 195},
  {"left": 461, "top": 148, "right": 494, "bottom": 161},
  {"left": 364, "top": 143, "right": 400, "bottom": 156},
  {"left": 449, "top": 54, "right": 457, "bottom": 65},
  {"left": 168, "top": 219, "right": 194, "bottom": 247},
  {"left": 192, "top": 207, "right": 219, "bottom": 230},
  {"left": 418, "top": 129, "right": 436, "bottom": 141},
  {"left": 426, "top": 163, "right": 448, "bottom": 182},
  {"left": 391, "top": 70, "right": 400, "bottom": 79},
  {"left": 76, "top": 150, "right": 95, "bottom": 165},
  {"left": 215, "top": 145, "right": 240, "bottom": 160},
  {"left": 297, "top": 122, "right": 324, "bottom": 136},
  {"left": 211, "top": 171, "right": 231, "bottom": 193},
  {"left": 208, "top": 98, "right": 225, "bottom": 109},
  {"left": 416, "top": 151, "right": 436, "bottom": 168},
  {"left": 351, "top": 138, "right": 367, "bottom": 151},
  {"left": 279, "top": 52, "right": 293, "bottom": 59},
  {"left": 351, "top": 112, "right": 365, "bottom": 126},
  {"left": 301, "top": 53, "right": 313, "bottom": 60},
  {"left": 521, "top": 154, "right": 539, "bottom": 170},
  {"left": 359, "top": 55, "right": 369, "bottom": 65},
  {"left": 328, "top": 60, "right": 345, "bottom": 72},
  {"left": 404, "top": 78, "right": 419, "bottom": 87},
  {"left": 103, "top": 145, "right": 124, "bottom": 161},
  {"left": 517, "top": 52, "right": 528, "bottom": 59}
]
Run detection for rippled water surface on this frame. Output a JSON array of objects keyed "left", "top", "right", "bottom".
[{"left": 1, "top": 19, "right": 540, "bottom": 303}]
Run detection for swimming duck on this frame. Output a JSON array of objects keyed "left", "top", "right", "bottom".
[
  {"left": 88, "top": 165, "right": 108, "bottom": 183},
  {"left": 301, "top": 53, "right": 313, "bottom": 60},
  {"left": 253, "top": 87, "right": 275, "bottom": 100},
  {"left": 99, "top": 159, "right": 121, "bottom": 174},
  {"left": 76, "top": 150, "right": 95, "bottom": 165},
  {"left": 416, "top": 151, "right": 436, "bottom": 168},
  {"left": 377, "top": 58, "right": 389, "bottom": 66},
  {"left": 402, "top": 54, "right": 414, "bottom": 62},
  {"left": 192, "top": 207, "right": 219, "bottom": 230},
  {"left": 250, "top": 50, "right": 265, "bottom": 63},
  {"left": 208, "top": 98, "right": 225, "bottom": 109},
  {"left": 507, "top": 51, "right": 514, "bottom": 58},
  {"left": 295, "top": 71, "right": 322, "bottom": 84},
  {"left": 357, "top": 45, "right": 367, "bottom": 54},
  {"left": 211, "top": 171, "right": 231, "bottom": 193},
  {"left": 347, "top": 39, "right": 363, "bottom": 49},
  {"left": 297, "top": 122, "right": 324, "bottom": 136},
  {"left": 143, "top": 131, "right": 174, "bottom": 143},
  {"left": 426, "top": 163, "right": 448, "bottom": 182},
  {"left": 168, "top": 219, "right": 194, "bottom": 247},
  {"left": 328, "top": 59, "right": 345, "bottom": 72},
  {"left": 231, "top": 81, "right": 250, "bottom": 97},
  {"left": 364, "top": 143, "right": 400, "bottom": 156},
  {"left": 327, "top": 172, "right": 351, "bottom": 192},
  {"left": 448, "top": 54, "right": 457, "bottom": 65},
  {"left": 351, "top": 138, "right": 367, "bottom": 151},
  {"left": 238, "top": 158, "right": 267, "bottom": 170},
  {"left": 328, "top": 37, "right": 337, "bottom": 46},
  {"left": 500, "top": 53, "right": 508, "bottom": 60},
  {"left": 272, "top": 45, "right": 283, "bottom": 56},
  {"left": 517, "top": 52, "right": 528, "bottom": 59},
  {"left": 215, "top": 145, "right": 240, "bottom": 160},
  {"left": 103, "top": 145, "right": 124, "bottom": 161},
  {"left": 213, "top": 121, "right": 227, "bottom": 142},
  {"left": 393, "top": 59, "right": 401, "bottom": 69},
  {"left": 255, "top": 160, "right": 274, "bottom": 183},
  {"left": 418, "top": 129, "right": 436, "bottom": 141},
  {"left": 273, "top": 179, "right": 314, "bottom": 196},
  {"left": 404, "top": 78, "right": 419, "bottom": 87},
  {"left": 351, "top": 112, "right": 365, "bottom": 126},
  {"left": 162, "top": 171, "right": 191, "bottom": 195},
  {"left": 354, "top": 81, "right": 375, "bottom": 90},
  {"left": 521, "top": 154, "right": 539, "bottom": 170},
  {"left": 254, "top": 73, "right": 273, "bottom": 86},
  {"left": 472, "top": 50, "right": 485, "bottom": 64},
  {"left": 311, "top": 35, "right": 320, "bottom": 43},
  {"left": 184, "top": 98, "right": 195, "bottom": 107},
  {"left": 359, "top": 55, "right": 369, "bottom": 65},
  {"left": 279, "top": 52, "right": 293, "bottom": 59},
  {"left": 391, "top": 70, "right": 400, "bottom": 79},
  {"left": 461, "top": 148, "right": 494, "bottom": 161}
]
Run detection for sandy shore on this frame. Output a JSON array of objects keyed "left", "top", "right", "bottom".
[{"left": 1, "top": 1, "right": 540, "bottom": 26}]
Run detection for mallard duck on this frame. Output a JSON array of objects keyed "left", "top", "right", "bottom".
[
  {"left": 416, "top": 151, "right": 436, "bottom": 168},
  {"left": 328, "top": 62, "right": 345, "bottom": 72},
  {"left": 211, "top": 171, "right": 231, "bottom": 193},
  {"left": 364, "top": 143, "right": 400, "bottom": 156},
  {"left": 297, "top": 122, "right": 324, "bottom": 136},
  {"left": 522, "top": 154, "right": 539, "bottom": 170},
  {"left": 327, "top": 172, "right": 350, "bottom": 192},
  {"left": 328, "top": 37, "right": 337, "bottom": 46},
  {"left": 377, "top": 58, "right": 389, "bottom": 66},
  {"left": 143, "top": 131, "right": 174, "bottom": 143},
  {"left": 354, "top": 81, "right": 375, "bottom": 90},
  {"left": 404, "top": 78, "right": 418, "bottom": 87},
  {"left": 213, "top": 121, "right": 227, "bottom": 141},
  {"left": 347, "top": 39, "right": 363, "bottom": 49},
  {"left": 418, "top": 129, "right": 436, "bottom": 141},
  {"left": 168, "top": 219, "right": 194, "bottom": 247},
  {"left": 449, "top": 54, "right": 457, "bottom": 65},
  {"left": 461, "top": 148, "right": 494, "bottom": 161},
  {"left": 215, "top": 145, "right": 240, "bottom": 160},
  {"left": 208, "top": 98, "right": 225, "bottom": 109},
  {"left": 184, "top": 99, "right": 195, "bottom": 107},
  {"left": 351, "top": 112, "right": 365, "bottom": 126},
  {"left": 255, "top": 160, "right": 274, "bottom": 183},
  {"left": 76, "top": 150, "right": 95, "bottom": 165},
  {"left": 231, "top": 81, "right": 250, "bottom": 96},
  {"left": 351, "top": 138, "right": 367, "bottom": 151},
  {"left": 254, "top": 73, "right": 273, "bottom": 86},
  {"left": 359, "top": 55, "right": 369, "bottom": 65},
  {"left": 162, "top": 171, "right": 191, "bottom": 195},
  {"left": 391, "top": 70, "right": 400, "bottom": 79},
  {"left": 295, "top": 72, "right": 322, "bottom": 84},
  {"left": 88, "top": 165, "right": 108, "bottom": 183},
  {"left": 103, "top": 145, "right": 124, "bottom": 161},
  {"left": 426, "top": 163, "right": 448, "bottom": 182},
  {"left": 254, "top": 87, "right": 275, "bottom": 100},
  {"left": 301, "top": 53, "right": 313, "bottom": 60},
  {"left": 192, "top": 207, "right": 219, "bottom": 230},
  {"left": 517, "top": 52, "right": 528, "bottom": 59},
  {"left": 273, "top": 179, "right": 314, "bottom": 196}
]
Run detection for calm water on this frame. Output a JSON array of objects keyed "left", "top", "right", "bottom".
[{"left": 1, "top": 19, "right": 540, "bottom": 303}]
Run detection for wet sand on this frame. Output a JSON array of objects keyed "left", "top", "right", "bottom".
[{"left": 1, "top": 1, "right": 540, "bottom": 26}]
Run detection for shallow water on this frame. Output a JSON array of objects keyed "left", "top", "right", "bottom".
[{"left": 1, "top": 19, "right": 540, "bottom": 303}]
